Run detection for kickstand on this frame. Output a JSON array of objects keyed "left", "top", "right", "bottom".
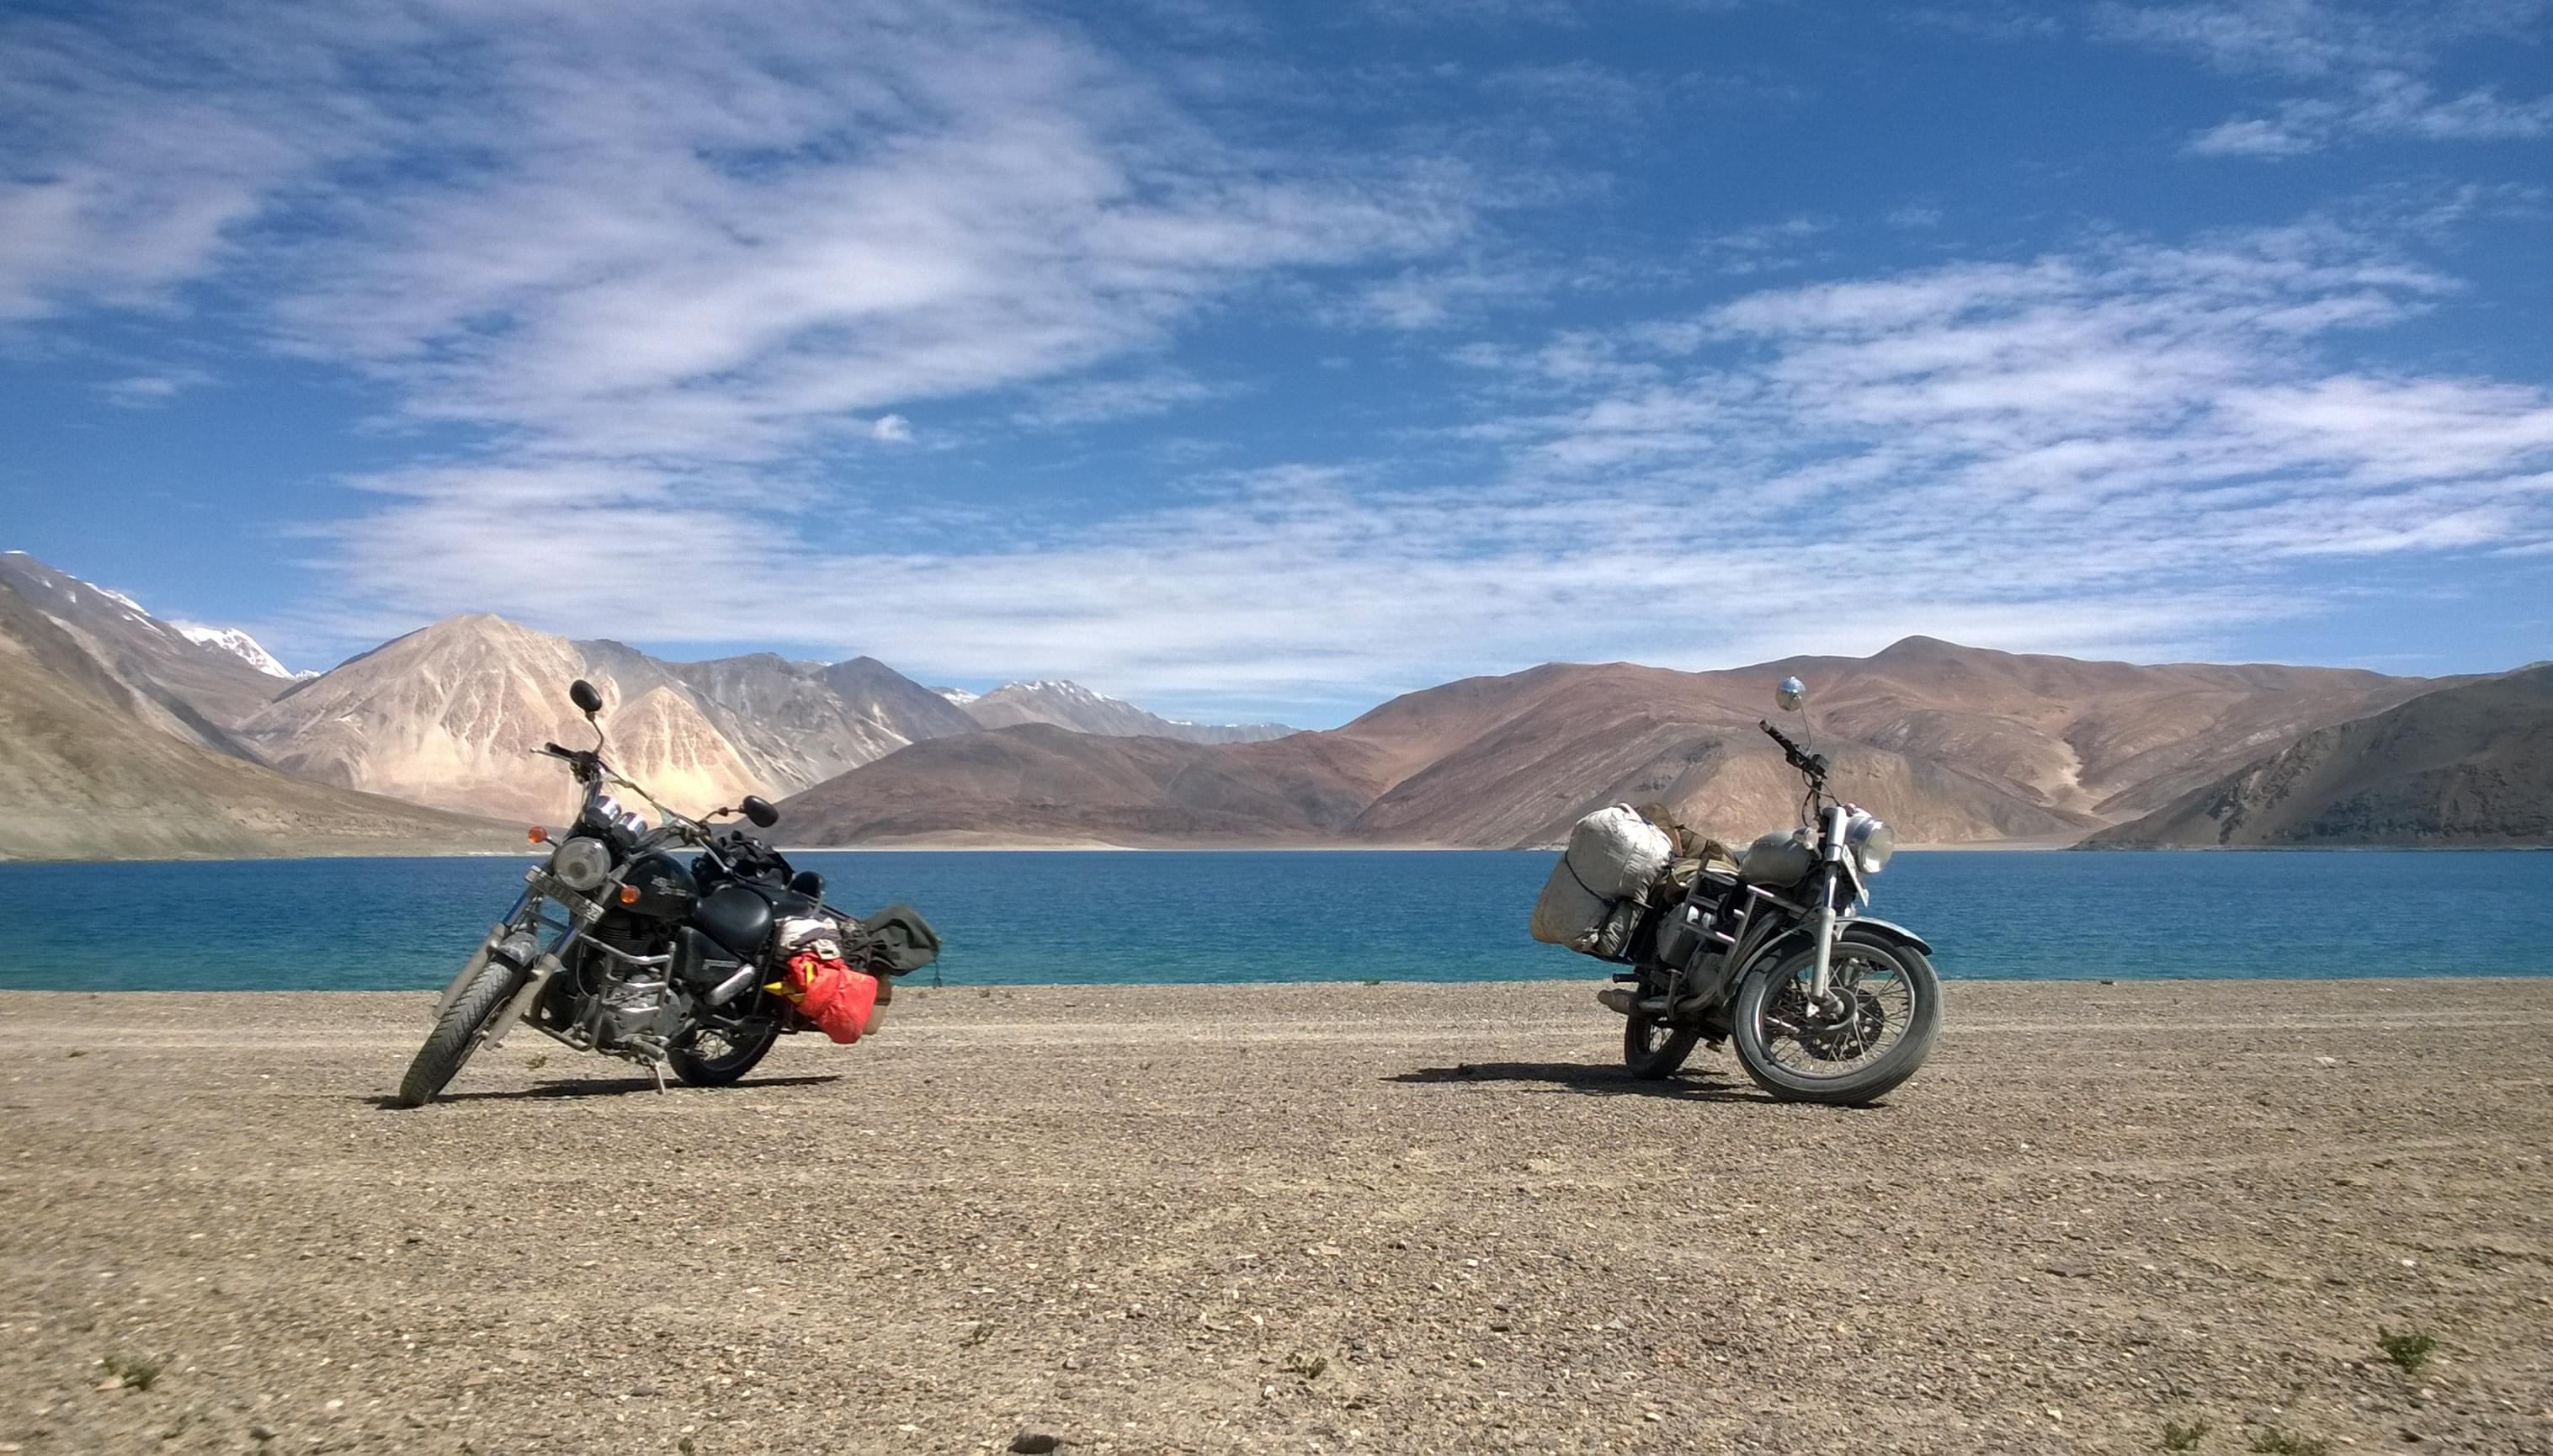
[{"left": 651, "top": 1060, "right": 668, "bottom": 1094}]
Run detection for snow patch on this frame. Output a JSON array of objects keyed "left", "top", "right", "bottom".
[
  {"left": 933, "top": 686, "right": 979, "bottom": 706},
  {"left": 175, "top": 621, "right": 298, "bottom": 678}
]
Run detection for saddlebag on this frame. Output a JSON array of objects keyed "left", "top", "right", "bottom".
[
  {"left": 849, "top": 904, "right": 941, "bottom": 976},
  {"left": 1529, "top": 805, "right": 1674, "bottom": 961},
  {"left": 769, "top": 917, "right": 879, "bottom": 1044}
]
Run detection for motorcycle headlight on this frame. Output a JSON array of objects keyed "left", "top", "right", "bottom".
[
  {"left": 1844, "top": 813, "right": 1896, "bottom": 875},
  {"left": 550, "top": 836, "right": 613, "bottom": 892}
]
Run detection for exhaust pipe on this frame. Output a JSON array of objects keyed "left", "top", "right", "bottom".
[
  {"left": 1596, "top": 986, "right": 1639, "bottom": 1017},
  {"left": 705, "top": 964, "right": 759, "bottom": 1007}
]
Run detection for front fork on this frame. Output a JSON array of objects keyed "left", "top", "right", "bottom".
[{"left": 1806, "top": 805, "right": 1849, "bottom": 1007}]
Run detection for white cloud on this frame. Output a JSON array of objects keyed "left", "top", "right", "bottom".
[
  {"left": 2096, "top": 1, "right": 2553, "bottom": 156},
  {"left": 869, "top": 414, "right": 914, "bottom": 444},
  {"left": 2, "top": 0, "right": 1471, "bottom": 460},
  {"left": 96, "top": 367, "right": 212, "bottom": 408},
  {"left": 286, "top": 219, "right": 2553, "bottom": 720},
  {"left": 1012, "top": 369, "right": 1233, "bottom": 426}
]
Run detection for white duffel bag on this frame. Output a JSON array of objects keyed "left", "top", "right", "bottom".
[{"left": 1529, "top": 805, "right": 1674, "bottom": 957}]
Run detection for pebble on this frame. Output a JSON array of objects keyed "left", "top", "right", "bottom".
[{"left": 1008, "top": 1435, "right": 1061, "bottom": 1454}]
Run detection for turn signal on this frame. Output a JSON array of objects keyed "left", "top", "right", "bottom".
[
  {"left": 619, "top": 885, "right": 641, "bottom": 906},
  {"left": 527, "top": 826, "right": 549, "bottom": 845}
]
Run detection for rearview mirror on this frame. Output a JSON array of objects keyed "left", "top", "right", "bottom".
[
  {"left": 1775, "top": 676, "right": 1806, "bottom": 713},
  {"left": 569, "top": 678, "right": 604, "bottom": 716},
  {"left": 742, "top": 795, "right": 779, "bottom": 829}
]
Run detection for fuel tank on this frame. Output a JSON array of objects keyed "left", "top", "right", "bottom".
[
  {"left": 620, "top": 852, "right": 699, "bottom": 921},
  {"left": 1738, "top": 830, "right": 1816, "bottom": 888}
]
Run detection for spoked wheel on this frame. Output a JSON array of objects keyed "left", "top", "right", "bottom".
[
  {"left": 1730, "top": 931, "right": 1941, "bottom": 1105},
  {"left": 1622, "top": 1010, "right": 1702, "bottom": 1081},
  {"left": 668, "top": 1010, "right": 784, "bottom": 1088},
  {"left": 396, "top": 957, "right": 524, "bottom": 1107}
]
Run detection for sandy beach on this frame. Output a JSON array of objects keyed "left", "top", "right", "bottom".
[{"left": 3, "top": 979, "right": 2548, "bottom": 1455}]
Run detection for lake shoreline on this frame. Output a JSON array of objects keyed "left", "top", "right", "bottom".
[{"left": 8, "top": 839, "right": 2549, "bottom": 866}]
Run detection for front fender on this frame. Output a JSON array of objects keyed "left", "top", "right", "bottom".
[
  {"left": 1841, "top": 917, "right": 1932, "bottom": 955},
  {"left": 1753, "top": 917, "right": 1933, "bottom": 970}
]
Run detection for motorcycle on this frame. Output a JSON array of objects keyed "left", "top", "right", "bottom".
[
  {"left": 396, "top": 677, "right": 902, "bottom": 1106},
  {"left": 1596, "top": 675, "right": 1942, "bottom": 1104}
]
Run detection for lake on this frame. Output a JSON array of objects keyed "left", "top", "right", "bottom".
[{"left": 0, "top": 849, "right": 2545, "bottom": 992}]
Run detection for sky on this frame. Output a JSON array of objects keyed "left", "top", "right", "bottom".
[{"left": 2, "top": 0, "right": 2549, "bottom": 726}]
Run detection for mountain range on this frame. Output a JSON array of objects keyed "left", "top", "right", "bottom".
[
  {"left": 945, "top": 680, "right": 1295, "bottom": 744},
  {"left": 0, "top": 550, "right": 2540, "bottom": 858},
  {"left": 779, "top": 640, "right": 2452, "bottom": 849},
  {"left": 0, "top": 561, "right": 518, "bottom": 860},
  {"left": 2089, "top": 665, "right": 2553, "bottom": 848}
]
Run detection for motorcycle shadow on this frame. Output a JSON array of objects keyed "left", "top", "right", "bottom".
[
  {"left": 361, "top": 1073, "right": 843, "bottom": 1108},
  {"left": 1387, "top": 1061, "right": 1778, "bottom": 1103}
]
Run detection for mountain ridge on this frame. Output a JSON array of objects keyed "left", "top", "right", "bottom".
[
  {"left": 0, "top": 575, "right": 519, "bottom": 861},
  {"left": 953, "top": 679, "right": 1296, "bottom": 744},
  {"left": 779, "top": 639, "right": 2455, "bottom": 849},
  {"left": 2088, "top": 665, "right": 2553, "bottom": 848}
]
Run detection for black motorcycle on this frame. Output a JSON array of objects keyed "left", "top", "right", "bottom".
[
  {"left": 1597, "top": 674, "right": 1942, "bottom": 1104},
  {"left": 396, "top": 678, "right": 930, "bottom": 1106}
]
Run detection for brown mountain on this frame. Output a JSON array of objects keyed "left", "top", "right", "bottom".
[
  {"left": 779, "top": 639, "right": 2444, "bottom": 848},
  {"left": 0, "top": 577, "right": 517, "bottom": 861},
  {"left": 0, "top": 551, "right": 291, "bottom": 758},
  {"left": 779, "top": 724, "right": 1389, "bottom": 846},
  {"left": 2088, "top": 667, "right": 2553, "bottom": 848},
  {"left": 953, "top": 680, "right": 1295, "bottom": 744},
  {"left": 237, "top": 616, "right": 977, "bottom": 823}
]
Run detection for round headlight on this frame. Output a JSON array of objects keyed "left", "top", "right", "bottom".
[
  {"left": 1845, "top": 814, "right": 1896, "bottom": 875},
  {"left": 550, "top": 836, "right": 613, "bottom": 892}
]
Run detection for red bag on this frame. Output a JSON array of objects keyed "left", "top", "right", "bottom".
[{"left": 777, "top": 950, "right": 879, "bottom": 1044}]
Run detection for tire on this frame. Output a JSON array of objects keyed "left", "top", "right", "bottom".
[
  {"left": 1622, "top": 1011, "right": 1702, "bottom": 1081},
  {"left": 667, "top": 1012, "right": 784, "bottom": 1088},
  {"left": 1730, "top": 931, "right": 1941, "bottom": 1105},
  {"left": 395, "top": 959, "right": 523, "bottom": 1107}
]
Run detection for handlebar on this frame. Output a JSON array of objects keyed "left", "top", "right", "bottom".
[{"left": 1759, "top": 720, "right": 1829, "bottom": 782}]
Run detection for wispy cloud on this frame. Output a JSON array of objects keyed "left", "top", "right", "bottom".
[
  {"left": 299, "top": 216, "right": 2553, "bottom": 718},
  {"left": 2096, "top": 0, "right": 2553, "bottom": 156},
  {"left": 4, "top": 1, "right": 1471, "bottom": 456},
  {"left": 1012, "top": 369, "right": 1237, "bottom": 427},
  {"left": 96, "top": 367, "right": 212, "bottom": 408}
]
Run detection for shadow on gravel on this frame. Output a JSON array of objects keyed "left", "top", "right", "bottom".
[
  {"left": 1388, "top": 1062, "right": 1779, "bottom": 1103},
  {"left": 360, "top": 1073, "right": 843, "bottom": 1108}
]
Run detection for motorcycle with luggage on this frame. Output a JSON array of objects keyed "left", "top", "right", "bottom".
[
  {"left": 1530, "top": 675, "right": 1941, "bottom": 1104},
  {"left": 395, "top": 678, "right": 939, "bottom": 1107}
]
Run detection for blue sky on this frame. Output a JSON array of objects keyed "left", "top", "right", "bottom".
[{"left": 3, "top": 0, "right": 2548, "bottom": 725}]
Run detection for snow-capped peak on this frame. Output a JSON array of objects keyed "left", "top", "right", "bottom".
[
  {"left": 933, "top": 686, "right": 979, "bottom": 706},
  {"left": 999, "top": 679, "right": 1113, "bottom": 704},
  {"left": 176, "top": 622, "right": 298, "bottom": 679}
]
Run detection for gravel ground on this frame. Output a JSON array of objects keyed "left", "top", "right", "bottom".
[{"left": 2, "top": 978, "right": 2549, "bottom": 1456}]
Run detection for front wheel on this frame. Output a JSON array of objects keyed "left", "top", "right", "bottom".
[
  {"left": 1730, "top": 931, "right": 1941, "bottom": 1105},
  {"left": 396, "top": 958, "right": 524, "bottom": 1107}
]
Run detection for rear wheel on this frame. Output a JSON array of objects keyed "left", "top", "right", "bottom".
[
  {"left": 1622, "top": 1011, "right": 1701, "bottom": 1081},
  {"left": 396, "top": 958, "right": 523, "bottom": 1107},
  {"left": 668, "top": 1008, "right": 784, "bottom": 1087}
]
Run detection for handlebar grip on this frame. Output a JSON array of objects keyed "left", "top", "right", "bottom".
[{"left": 541, "top": 741, "right": 573, "bottom": 757}]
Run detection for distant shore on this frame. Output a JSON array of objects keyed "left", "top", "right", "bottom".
[{"left": 8, "top": 837, "right": 2549, "bottom": 864}]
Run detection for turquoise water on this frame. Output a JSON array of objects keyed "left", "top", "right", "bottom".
[{"left": 0, "top": 849, "right": 2544, "bottom": 992}]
